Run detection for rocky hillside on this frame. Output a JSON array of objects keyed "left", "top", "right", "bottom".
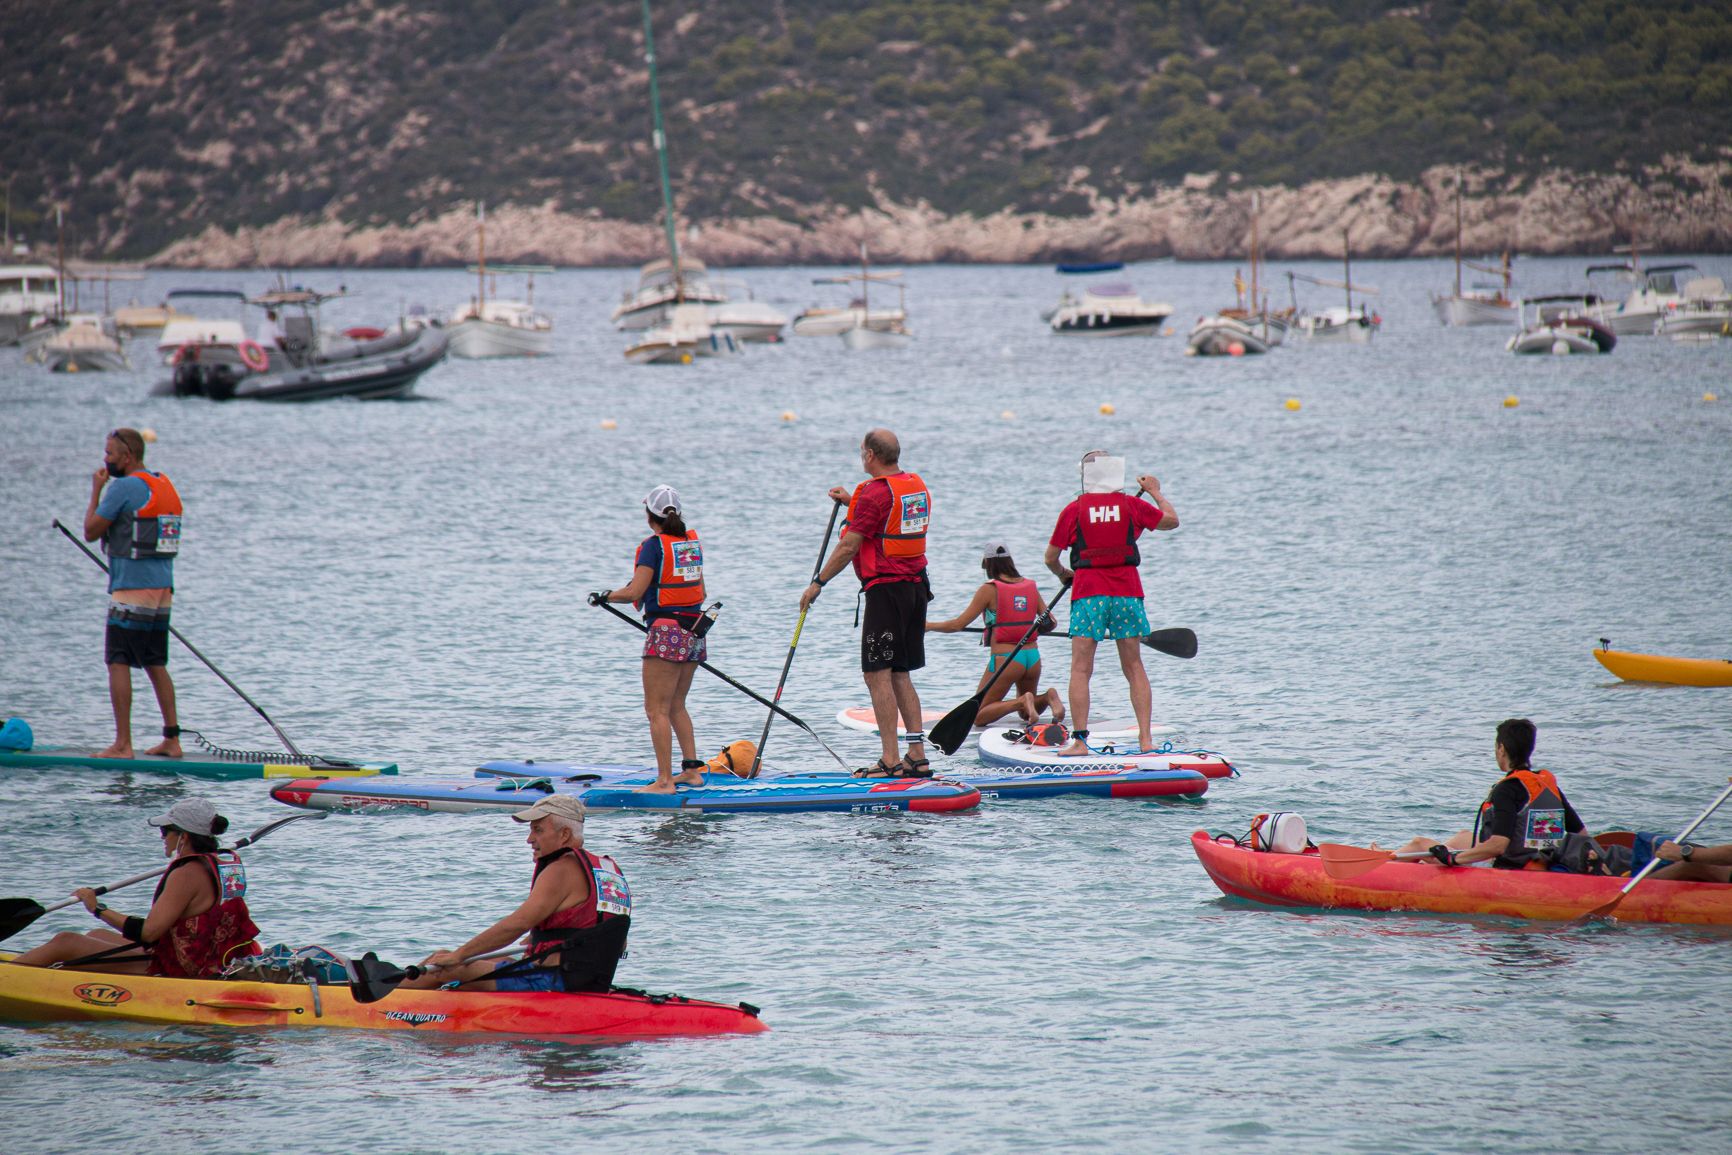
[{"left": 5, "top": 0, "right": 1730, "bottom": 264}]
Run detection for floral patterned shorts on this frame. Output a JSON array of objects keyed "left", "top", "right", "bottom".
[{"left": 644, "top": 618, "right": 706, "bottom": 664}]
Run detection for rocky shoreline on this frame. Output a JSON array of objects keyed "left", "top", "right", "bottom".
[{"left": 147, "top": 160, "right": 1731, "bottom": 268}]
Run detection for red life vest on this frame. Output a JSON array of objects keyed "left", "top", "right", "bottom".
[
  {"left": 530, "top": 847, "right": 630, "bottom": 938},
  {"left": 102, "top": 470, "right": 183, "bottom": 561},
  {"left": 147, "top": 852, "right": 261, "bottom": 978},
  {"left": 1473, "top": 768, "right": 1569, "bottom": 869},
  {"left": 847, "top": 473, "right": 929, "bottom": 585},
  {"left": 987, "top": 578, "right": 1039, "bottom": 646},
  {"left": 522, "top": 847, "right": 631, "bottom": 989},
  {"left": 642, "top": 530, "right": 703, "bottom": 614},
  {"left": 1069, "top": 493, "right": 1140, "bottom": 570}
]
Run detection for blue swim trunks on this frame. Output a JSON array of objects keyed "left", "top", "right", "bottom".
[
  {"left": 1069, "top": 596, "right": 1150, "bottom": 641},
  {"left": 491, "top": 960, "right": 562, "bottom": 992}
]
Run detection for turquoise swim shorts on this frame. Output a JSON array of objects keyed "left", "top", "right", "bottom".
[{"left": 1069, "top": 596, "right": 1150, "bottom": 641}]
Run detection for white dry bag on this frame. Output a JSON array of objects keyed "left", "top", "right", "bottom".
[{"left": 1249, "top": 811, "right": 1309, "bottom": 854}]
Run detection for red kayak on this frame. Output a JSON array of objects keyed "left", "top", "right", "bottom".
[{"left": 1190, "top": 831, "right": 1732, "bottom": 926}]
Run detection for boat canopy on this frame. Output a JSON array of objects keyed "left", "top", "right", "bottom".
[
  {"left": 166, "top": 289, "right": 249, "bottom": 301},
  {"left": 1057, "top": 261, "right": 1124, "bottom": 275}
]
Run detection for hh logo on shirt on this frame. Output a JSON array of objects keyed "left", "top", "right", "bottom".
[{"left": 1088, "top": 506, "right": 1121, "bottom": 523}]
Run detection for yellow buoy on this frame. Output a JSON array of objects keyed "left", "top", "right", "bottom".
[
  {"left": 1284, "top": 398, "right": 1301, "bottom": 411},
  {"left": 600, "top": 419, "right": 618, "bottom": 430},
  {"left": 1704, "top": 392, "right": 1718, "bottom": 403},
  {"left": 680, "top": 353, "right": 693, "bottom": 365},
  {"left": 139, "top": 428, "right": 158, "bottom": 443},
  {"left": 780, "top": 410, "right": 797, "bottom": 422},
  {"left": 1000, "top": 409, "right": 1016, "bottom": 421},
  {"left": 1098, "top": 403, "right": 1116, "bottom": 416},
  {"left": 1504, "top": 395, "right": 1519, "bottom": 408},
  {"left": 66, "top": 362, "right": 79, "bottom": 373}
]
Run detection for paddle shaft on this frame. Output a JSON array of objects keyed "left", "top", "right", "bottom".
[
  {"left": 1586, "top": 777, "right": 1732, "bottom": 919},
  {"left": 959, "top": 624, "right": 1196, "bottom": 658},
  {"left": 595, "top": 599, "right": 850, "bottom": 771},
  {"left": 929, "top": 580, "right": 1071, "bottom": 755},
  {"left": 750, "top": 499, "right": 844, "bottom": 776},
  {"left": 0, "top": 811, "right": 325, "bottom": 940},
  {"left": 52, "top": 518, "right": 309, "bottom": 762}
]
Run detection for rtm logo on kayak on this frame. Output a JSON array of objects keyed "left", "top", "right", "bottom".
[
  {"left": 383, "top": 1010, "right": 448, "bottom": 1026},
  {"left": 73, "top": 983, "right": 133, "bottom": 1007}
]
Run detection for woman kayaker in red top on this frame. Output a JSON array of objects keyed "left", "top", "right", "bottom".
[
  {"left": 590, "top": 485, "right": 710, "bottom": 794},
  {"left": 11, "top": 798, "right": 261, "bottom": 977},
  {"left": 926, "top": 543, "right": 1064, "bottom": 727},
  {"left": 402, "top": 795, "right": 630, "bottom": 993}
]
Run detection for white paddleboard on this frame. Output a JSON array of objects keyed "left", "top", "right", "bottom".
[
  {"left": 834, "top": 706, "right": 1155, "bottom": 741},
  {"left": 976, "top": 725, "right": 1227, "bottom": 776}
]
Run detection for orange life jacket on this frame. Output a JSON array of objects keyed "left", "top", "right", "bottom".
[
  {"left": 646, "top": 530, "right": 704, "bottom": 611},
  {"left": 850, "top": 473, "right": 929, "bottom": 558},
  {"left": 103, "top": 470, "right": 183, "bottom": 560},
  {"left": 1473, "top": 767, "right": 1569, "bottom": 869}
]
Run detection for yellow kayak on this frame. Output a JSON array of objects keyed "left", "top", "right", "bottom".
[{"left": 1595, "top": 647, "right": 1732, "bottom": 687}]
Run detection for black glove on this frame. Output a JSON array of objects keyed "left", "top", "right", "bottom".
[
  {"left": 587, "top": 590, "right": 611, "bottom": 607},
  {"left": 1427, "top": 844, "right": 1457, "bottom": 866}
]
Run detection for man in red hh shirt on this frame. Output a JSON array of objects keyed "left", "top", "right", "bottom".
[{"left": 1044, "top": 450, "right": 1178, "bottom": 757}]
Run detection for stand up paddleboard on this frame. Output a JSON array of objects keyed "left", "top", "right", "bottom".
[
  {"left": 833, "top": 706, "right": 1171, "bottom": 742},
  {"left": 272, "top": 766, "right": 979, "bottom": 815},
  {"left": 975, "top": 727, "right": 1235, "bottom": 779},
  {"left": 0, "top": 746, "right": 395, "bottom": 781}
]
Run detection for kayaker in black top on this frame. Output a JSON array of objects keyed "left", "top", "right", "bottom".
[{"left": 1390, "top": 719, "right": 1586, "bottom": 869}]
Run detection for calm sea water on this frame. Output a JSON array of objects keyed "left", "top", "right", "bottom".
[{"left": 2, "top": 257, "right": 1730, "bottom": 1153}]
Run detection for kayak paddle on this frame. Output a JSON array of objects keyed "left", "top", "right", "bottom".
[
  {"left": 349, "top": 945, "right": 520, "bottom": 1004},
  {"left": 1316, "top": 843, "right": 1440, "bottom": 880},
  {"left": 751, "top": 498, "right": 844, "bottom": 777},
  {"left": 592, "top": 599, "right": 851, "bottom": 771},
  {"left": 930, "top": 580, "right": 1072, "bottom": 756},
  {"left": 960, "top": 624, "right": 1198, "bottom": 659},
  {"left": 53, "top": 519, "right": 360, "bottom": 769},
  {"left": 1575, "top": 777, "right": 1732, "bottom": 923},
  {"left": 0, "top": 811, "right": 326, "bottom": 943}
]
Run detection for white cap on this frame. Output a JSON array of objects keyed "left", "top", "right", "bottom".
[
  {"left": 148, "top": 798, "right": 221, "bottom": 836},
  {"left": 982, "top": 542, "right": 1013, "bottom": 562},
  {"left": 1080, "top": 450, "right": 1126, "bottom": 494},
  {"left": 644, "top": 485, "right": 681, "bottom": 517}
]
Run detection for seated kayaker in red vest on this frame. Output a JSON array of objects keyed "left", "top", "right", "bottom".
[
  {"left": 591, "top": 485, "right": 709, "bottom": 794},
  {"left": 10, "top": 799, "right": 261, "bottom": 977},
  {"left": 926, "top": 543, "right": 1063, "bottom": 727},
  {"left": 401, "top": 795, "right": 630, "bottom": 993},
  {"left": 1391, "top": 719, "right": 1586, "bottom": 868},
  {"left": 1648, "top": 840, "right": 1732, "bottom": 883}
]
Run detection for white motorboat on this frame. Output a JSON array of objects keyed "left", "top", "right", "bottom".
[
  {"left": 708, "top": 295, "right": 788, "bottom": 343},
  {"left": 623, "top": 303, "right": 739, "bottom": 364},
  {"left": 1186, "top": 314, "right": 1270, "bottom": 356},
  {"left": 1581, "top": 260, "right": 1708, "bottom": 337},
  {"left": 1287, "top": 239, "right": 1381, "bottom": 344},
  {"left": 1048, "top": 282, "right": 1173, "bottom": 336},
  {"left": 799, "top": 243, "right": 912, "bottom": 350},
  {"left": 611, "top": 257, "right": 727, "bottom": 331},
  {"left": 26, "top": 312, "right": 130, "bottom": 372},
  {"left": 1655, "top": 275, "right": 1731, "bottom": 338},
  {"left": 1506, "top": 296, "right": 1616, "bottom": 355},
  {"left": 792, "top": 303, "right": 902, "bottom": 336},
  {"left": 839, "top": 319, "right": 912, "bottom": 350},
  {"left": 0, "top": 264, "right": 61, "bottom": 346},
  {"left": 156, "top": 289, "right": 259, "bottom": 369},
  {"left": 1431, "top": 171, "right": 1518, "bottom": 326}
]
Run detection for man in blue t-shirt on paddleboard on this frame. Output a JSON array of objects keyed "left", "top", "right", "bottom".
[
  {"left": 1044, "top": 449, "right": 1178, "bottom": 757},
  {"left": 85, "top": 428, "right": 184, "bottom": 759}
]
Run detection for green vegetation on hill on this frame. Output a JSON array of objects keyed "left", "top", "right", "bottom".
[{"left": 2, "top": 0, "right": 1727, "bottom": 257}]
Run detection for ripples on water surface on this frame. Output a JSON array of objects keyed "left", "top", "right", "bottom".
[{"left": 3, "top": 258, "right": 1730, "bottom": 1152}]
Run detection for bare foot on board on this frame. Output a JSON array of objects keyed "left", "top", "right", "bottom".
[
  {"left": 94, "top": 742, "right": 133, "bottom": 759},
  {"left": 144, "top": 739, "right": 183, "bottom": 758}
]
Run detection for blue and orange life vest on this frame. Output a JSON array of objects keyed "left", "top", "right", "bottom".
[
  {"left": 986, "top": 578, "right": 1039, "bottom": 646},
  {"left": 1472, "top": 768, "right": 1569, "bottom": 869},
  {"left": 642, "top": 530, "right": 703, "bottom": 616},
  {"left": 1069, "top": 493, "right": 1140, "bottom": 570},
  {"left": 102, "top": 470, "right": 183, "bottom": 561},
  {"left": 847, "top": 472, "right": 929, "bottom": 586}
]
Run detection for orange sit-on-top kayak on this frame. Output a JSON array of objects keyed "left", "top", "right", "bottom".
[
  {"left": 1190, "top": 831, "right": 1732, "bottom": 926},
  {"left": 1593, "top": 646, "right": 1732, "bottom": 687}
]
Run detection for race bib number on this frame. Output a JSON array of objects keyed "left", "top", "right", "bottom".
[
  {"left": 592, "top": 866, "right": 631, "bottom": 916},
  {"left": 155, "top": 515, "right": 182, "bottom": 555},
  {"left": 216, "top": 858, "right": 247, "bottom": 902},
  {"left": 897, "top": 492, "right": 929, "bottom": 535},
  {"left": 1525, "top": 808, "right": 1565, "bottom": 849},
  {"left": 670, "top": 539, "right": 702, "bottom": 581}
]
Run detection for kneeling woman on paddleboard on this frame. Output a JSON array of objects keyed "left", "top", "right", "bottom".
[
  {"left": 590, "top": 485, "right": 710, "bottom": 794},
  {"left": 926, "top": 543, "right": 1063, "bottom": 727},
  {"left": 11, "top": 798, "right": 261, "bottom": 977}
]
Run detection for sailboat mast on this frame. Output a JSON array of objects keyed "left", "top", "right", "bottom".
[
  {"left": 56, "top": 206, "right": 65, "bottom": 318},
  {"left": 1454, "top": 169, "right": 1463, "bottom": 298},
  {"left": 1250, "top": 191, "right": 1261, "bottom": 314},
  {"left": 1343, "top": 228, "right": 1352, "bottom": 311},
  {"left": 476, "top": 201, "right": 486, "bottom": 310},
  {"left": 860, "top": 241, "right": 869, "bottom": 314},
  {"left": 641, "top": 0, "right": 683, "bottom": 299}
]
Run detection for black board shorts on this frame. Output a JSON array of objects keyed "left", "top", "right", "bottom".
[
  {"left": 861, "top": 577, "right": 929, "bottom": 673},
  {"left": 105, "top": 602, "right": 170, "bottom": 668}
]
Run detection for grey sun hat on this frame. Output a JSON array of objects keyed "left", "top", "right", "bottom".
[
  {"left": 511, "top": 794, "right": 587, "bottom": 832},
  {"left": 147, "top": 798, "right": 220, "bottom": 836},
  {"left": 982, "top": 542, "right": 1013, "bottom": 561},
  {"left": 644, "top": 485, "right": 682, "bottom": 517}
]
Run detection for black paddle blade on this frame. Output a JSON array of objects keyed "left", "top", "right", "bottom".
[
  {"left": 929, "top": 694, "right": 985, "bottom": 756},
  {"left": 348, "top": 951, "right": 412, "bottom": 1004},
  {"left": 1143, "top": 628, "right": 1198, "bottom": 659},
  {"left": 0, "top": 898, "right": 48, "bottom": 944}
]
